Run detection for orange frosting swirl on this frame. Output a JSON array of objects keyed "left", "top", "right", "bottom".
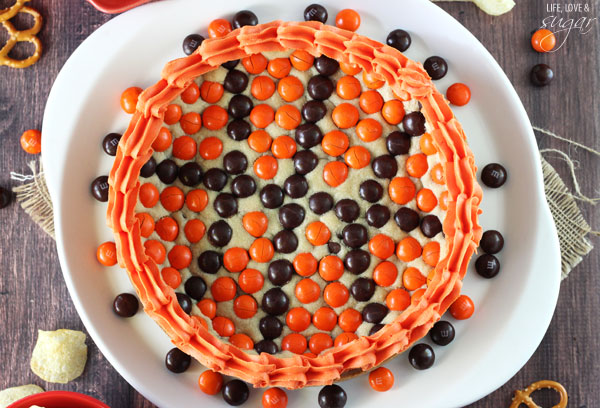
[{"left": 107, "top": 20, "right": 482, "bottom": 389}]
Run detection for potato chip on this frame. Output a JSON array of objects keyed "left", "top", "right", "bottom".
[
  {"left": 432, "top": 0, "right": 515, "bottom": 16},
  {"left": 30, "top": 329, "right": 87, "bottom": 384},
  {"left": 0, "top": 384, "right": 44, "bottom": 408}
]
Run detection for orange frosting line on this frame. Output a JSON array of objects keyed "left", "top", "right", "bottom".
[{"left": 107, "top": 20, "right": 482, "bottom": 389}]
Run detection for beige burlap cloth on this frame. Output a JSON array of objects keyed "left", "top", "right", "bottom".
[{"left": 10, "top": 128, "right": 599, "bottom": 280}]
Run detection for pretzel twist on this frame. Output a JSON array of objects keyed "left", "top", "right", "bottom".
[
  {"left": 509, "top": 380, "right": 568, "bottom": 408},
  {"left": 0, "top": 2, "right": 43, "bottom": 69}
]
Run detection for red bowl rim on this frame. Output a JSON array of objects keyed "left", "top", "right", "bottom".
[
  {"left": 86, "top": 0, "right": 152, "bottom": 14},
  {"left": 7, "top": 390, "right": 110, "bottom": 408}
]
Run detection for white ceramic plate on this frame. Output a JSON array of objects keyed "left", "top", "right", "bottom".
[{"left": 41, "top": 0, "right": 561, "bottom": 407}]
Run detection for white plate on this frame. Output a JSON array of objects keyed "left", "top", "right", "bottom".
[{"left": 41, "top": 0, "right": 561, "bottom": 407}]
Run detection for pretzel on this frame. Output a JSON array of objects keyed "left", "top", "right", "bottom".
[
  {"left": 509, "top": 380, "right": 568, "bottom": 408},
  {"left": 0, "top": 0, "right": 43, "bottom": 69}
]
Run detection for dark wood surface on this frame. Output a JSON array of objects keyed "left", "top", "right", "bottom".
[{"left": 1, "top": 0, "right": 598, "bottom": 407}]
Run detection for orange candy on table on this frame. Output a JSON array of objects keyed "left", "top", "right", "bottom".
[
  {"left": 160, "top": 186, "right": 185, "bottom": 212},
  {"left": 293, "top": 253, "right": 318, "bottom": 277},
  {"left": 271, "top": 135, "right": 297, "bottom": 158},
  {"left": 359, "top": 90, "right": 384, "bottom": 114},
  {"left": 184, "top": 219, "right": 206, "bottom": 243},
  {"left": 120, "top": 86, "right": 142, "bottom": 114},
  {"left": 450, "top": 294, "right": 475, "bottom": 320},
  {"left": 211, "top": 277, "right": 237, "bottom": 302},
  {"left": 323, "top": 161, "right": 349, "bottom": 187},
  {"left": 336, "top": 76, "right": 362, "bottom": 100},
  {"left": 199, "top": 136, "right": 223, "bottom": 160},
  {"left": 275, "top": 105, "right": 302, "bottom": 130},
  {"left": 20, "top": 129, "right": 42, "bottom": 154},
  {"left": 262, "top": 387, "right": 288, "bottom": 408},
  {"left": 168, "top": 245, "right": 192, "bottom": 270},
  {"left": 362, "top": 71, "right": 385, "bottom": 89},
  {"left": 202, "top": 105, "right": 228, "bottom": 130},
  {"left": 406, "top": 153, "right": 429, "bottom": 178},
  {"left": 136, "top": 213, "right": 155, "bottom": 238},
  {"left": 161, "top": 267, "right": 182, "bottom": 289},
  {"left": 233, "top": 294, "right": 258, "bottom": 319},
  {"left": 185, "top": 189, "right": 209, "bottom": 212},
  {"left": 388, "top": 177, "right": 416, "bottom": 205},
  {"left": 396, "top": 236, "right": 422, "bottom": 262},
  {"left": 531, "top": 28, "right": 556, "bottom": 52},
  {"left": 248, "top": 130, "right": 273, "bottom": 153},
  {"left": 241, "top": 53, "right": 268, "bottom": 74},
  {"left": 199, "top": 298, "right": 217, "bottom": 319},
  {"left": 251, "top": 76, "right": 276, "bottom": 101},
  {"left": 155, "top": 217, "right": 179, "bottom": 241},
  {"left": 344, "top": 146, "right": 371, "bottom": 169},
  {"left": 254, "top": 155, "right": 278, "bottom": 179},
  {"left": 229, "top": 333, "right": 254, "bottom": 350},
  {"left": 312, "top": 307, "right": 337, "bottom": 331},
  {"left": 305, "top": 221, "right": 331, "bottom": 246},
  {"left": 369, "top": 367, "right": 394, "bottom": 392},
  {"left": 198, "top": 370, "right": 224, "bottom": 395},
  {"left": 286, "top": 307, "right": 312, "bottom": 332},
  {"left": 402, "top": 267, "right": 426, "bottom": 291},
  {"left": 180, "top": 82, "right": 199, "bottom": 104},
  {"left": 338, "top": 308, "right": 362, "bottom": 332},
  {"left": 356, "top": 118, "right": 383, "bottom": 142},
  {"left": 200, "top": 81, "right": 224, "bottom": 103},
  {"left": 267, "top": 58, "right": 292, "bottom": 79},
  {"left": 97, "top": 241, "right": 118, "bottom": 266},
  {"left": 139, "top": 183, "right": 159, "bottom": 208},
  {"left": 238, "top": 268, "right": 264, "bottom": 294},
  {"left": 335, "top": 9, "right": 361, "bottom": 32},
  {"left": 381, "top": 100, "right": 405, "bottom": 125},
  {"left": 289, "top": 50, "right": 314, "bottom": 71},
  {"left": 172, "top": 136, "right": 197, "bottom": 160},
  {"left": 332, "top": 103, "right": 359, "bottom": 129},
  {"left": 323, "top": 281, "right": 349, "bottom": 308},
  {"left": 309, "top": 332, "right": 334, "bottom": 355},
  {"left": 277, "top": 75, "right": 304, "bottom": 102},
  {"left": 208, "top": 18, "right": 232, "bottom": 38},
  {"left": 242, "top": 211, "right": 269, "bottom": 237},
  {"left": 281, "top": 333, "right": 307, "bottom": 354},
  {"left": 416, "top": 188, "right": 438, "bottom": 212},
  {"left": 250, "top": 104, "right": 275, "bottom": 128},
  {"left": 152, "top": 127, "right": 172, "bottom": 152},
  {"left": 386, "top": 288, "right": 411, "bottom": 311},
  {"left": 334, "top": 332, "right": 358, "bottom": 347},
  {"left": 249, "top": 237, "right": 275, "bottom": 263},
  {"left": 179, "top": 112, "right": 202, "bottom": 135},
  {"left": 144, "top": 240, "right": 166, "bottom": 264},
  {"left": 422, "top": 241, "right": 441, "bottom": 267},
  {"left": 322, "top": 130, "right": 349, "bottom": 157},
  {"left": 369, "top": 234, "right": 395, "bottom": 259},
  {"left": 164, "top": 104, "right": 182, "bottom": 125},
  {"left": 223, "top": 247, "right": 250, "bottom": 272},
  {"left": 212, "top": 316, "right": 235, "bottom": 337},
  {"left": 295, "top": 278, "right": 321, "bottom": 304},
  {"left": 446, "top": 83, "right": 471, "bottom": 106},
  {"left": 373, "top": 261, "right": 398, "bottom": 287},
  {"left": 318, "top": 255, "right": 344, "bottom": 281}
]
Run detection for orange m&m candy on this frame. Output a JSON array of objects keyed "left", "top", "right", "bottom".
[
  {"left": 323, "top": 282, "right": 349, "bottom": 308},
  {"left": 212, "top": 316, "right": 235, "bottom": 337},
  {"left": 446, "top": 83, "right": 471, "bottom": 106},
  {"left": 431, "top": 163, "right": 445, "bottom": 184},
  {"left": 406, "top": 153, "right": 429, "bottom": 178},
  {"left": 262, "top": 387, "right": 288, "bottom": 408},
  {"left": 309, "top": 332, "right": 334, "bottom": 355},
  {"left": 223, "top": 247, "right": 250, "bottom": 272},
  {"left": 344, "top": 146, "right": 371, "bottom": 169},
  {"left": 277, "top": 75, "right": 304, "bottom": 102},
  {"left": 251, "top": 76, "right": 276, "bottom": 101},
  {"left": 338, "top": 308, "right": 362, "bottom": 332},
  {"left": 172, "top": 136, "right": 197, "bottom": 160},
  {"left": 198, "top": 298, "right": 217, "bottom": 319},
  {"left": 305, "top": 221, "right": 331, "bottom": 246},
  {"left": 160, "top": 186, "right": 184, "bottom": 212},
  {"left": 229, "top": 333, "right": 254, "bottom": 350},
  {"left": 359, "top": 90, "right": 384, "bottom": 114},
  {"left": 198, "top": 137, "right": 223, "bottom": 160},
  {"left": 396, "top": 237, "right": 422, "bottom": 262},
  {"left": 286, "top": 307, "right": 311, "bottom": 332},
  {"left": 164, "top": 104, "right": 182, "bottom": 125},
  {"left": 233, "top": 295, "right": 258, "bottom": 319},
  {"left": 185, "top": 189, "right": 208, "bottom": 212},
  {"left": 161, "top": 267, "right": 181, "bottom": 289},
  {"left": 388, "top": 177, "right": 416, "bottom": 204},
  {"left": 332, "top": 103, "right": 359, "bottom": 129},
  {"left": 335, "top": 9, "right": 361, "bottom": 31},
  {"left": 323, "top": 161, "right": 349, "bottom": 187},
  {"left": 181, "top": 82, "right": 199, "bottom": 104},
  {"left": 198, "top": 370, "right": 224, "bottom": 395},
  {"left": 179, "top": 111, "right": 202, "bottom": 135},
  {"left": 340, "top": 61, "right": 361, "bottom": 75},
  {"left": 531, "top": 28, "right": 556, "bottom": 52},
  {"left": 248, "top": 130, "right": 273, "bottom": 153},
  {"left": 136, "top": 213, "right": 155, "bottom": 238},
  {"left": 238, "top": 268, "right": 264, "bottom": 294},
  {"left": 271, "top": 135, "right": 297, "bottom": 158},
  {"left": 139, "top": 183, "right": 159, "bottom": 208},
  {"left": 250, "top": 104, "right": 275, "bottom": 128},
  {"left": 155, "top": 217, "right": 179, "bottom": 241},
  {"left": 168, "top": 245, "right": 192, "bottom": 270},
  {"left": 312, "top": 307, "right": 337, "bottom": 331},
  {"left": 295, "top": 278, "right": 321, "bottom": 304},
  {"left": 450, "top": 294, "right": 475, "bottom": 320},
  {"left": 267, "top": 58, "right": 292, "bottom": 79},
  {"left": 200, "top": 81, "right": 224, "bottom": 103},
  {"left": 416, "top": 188, "right": 438, "bottom": 212},
  {"left": 336, "top": 76, "right": 362, "bottom": 100},
  {"left": 290, "top": 50, "right": 314, "bottom": 71},
  {"left": 293, "top": 253, "right": 318, "bottom": 277},
  {"left": 97, "top": 241, "right": 117, "bottom": 266},
  {"left": 152, "top": 127, "right": 172, "bottom": 152},
  {"left": 386, "top": 288, "right": 411, "bottom": 311},
  {"left": 422, "top": 241, "right": 440, "bottom": 266},
  {"left": 373, "top": 261, "right": 398, "bottom": 287},
  {"left": 208, "top": 18, "right": 232, "bottom": 38},
  {"left": 275, "top": 105, "right": 302, "bottom": 130},
  {"left": 381, "top": 100, "right": 405, "bottom": 125},
  {"left": 281, "top": 333, "right": 307, "bottom": 354},
  {"left": 242, "top": 211, "right": 269, "bottom": 237},
  {"left": 20, "top": 129, "right": 42, "bottom": 154},
  {"left": 184, "top": 219, "right": 205, "bottom": 243},
  {"left": 356, "top": 118, "right": 383, "bottom": 142},
  {"left": 249, "top": 237, "right": 275, "bottom": 263},
  {"left": 322, "top": 130, "right": 349, "bottom": 156},
  {"left": 254, "top": 155, "right": 278, "bottom": 179},
  {"left": 369, "top": 367, "right": 394, "bottom": 392},
  {"left": 369, "top": 234, "right": 395, "bottom": 259},
  {"left": 211, "top": 277, "right": 237, "bottom": 302},
  {"left": 402, "top": 267, "right": 426, "bottom": 291},
  {"left": 319, "top": 255, "right": 344, "bottom": 281},
  {"left": 120, "top": 86, "right": 142, "bottom": 114},
  {"left": 241, "top": 53, "right": 268, "bottom": 74},
  {"left": 420, "top": 133, "right": 437, "bottom": 155},
  {"left": 144, "top": 240, "right": 166, "bottom": 264},
  {"left": 334, "top": 332, "right": 358, "bottom": 347},
  {"left": 202, "top": 105, "right": 228, "bottom": 130},
  {"left": 362, "top": 71, "right": 385, "bottom": 89}
]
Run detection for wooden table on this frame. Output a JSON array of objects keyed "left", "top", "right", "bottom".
[{"left": 1, "top": 0, "right": 598, "bottom": 406}]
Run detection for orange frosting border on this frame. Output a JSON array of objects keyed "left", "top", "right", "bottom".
[{"left": 107, "top": 20, "right": 482, "bottom": 389}]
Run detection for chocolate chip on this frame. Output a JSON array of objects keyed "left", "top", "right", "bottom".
[
  {"left": 259, "top": 315, "right": 283, "bottom": 339},
  {"left": 184, "top": 276, "right": 207, "bottom": 300},
  {"left": 302, "top": 100, "right": 327, "bottom": 123},
  {"left": 254, "top": 339, "right": 279, "bottom": 355},
  {"left": 359, "top": 180, "right": 383, "bottom": 203},
  {"left": 156, "top": 160, "right": 179, "bottom": 184},
  {"left": 366, "top": 204, "right": 390, "bottom": 228},
  {"left": 176, "top": 293, "right": 193, "bottom": 314},
  {"left": 530, "top": 63, "right": 554, "bottom": 86},
  {"left": 328, "top": 242, "right": 341, "bottom": 254},
  {"left": 224, "top": 69, "right": 248, "bottom": 93},
  {"left": 178, "top": 162, "right": 203, "bottom": 186},
  {"left": 395, "top": 207, "right": 420, "bottom": 232},
  {"left": 481, "top": 163, "right": 507, "bottom": 188},
  {"left": 198, "top": 250, "right": 222, "bottom": 274},
  {"left": 203, "top": 168, "right": 228, "bottom": 191},
  {"left": 268, "top": 259, "right": 294, "bottom": 286},
  {"left": 314, "top": 55, "right": 339, "bottom": 76},
  {"left": 231, "top": 174, "right": 256, "bottom": 198},
  {"left": 480, "top": 230, "right": 504, "bottom": 254},
  {"left": 369, "top": 324, "right": 384, "bottom": 335},
  {"left": 293, "top": 150, "right": 318, "bottom": 175},
  {"left": 228, "top": 94, "right": 253, "bottom": 119},
  {"left": 362, "top": 303, "right": 388, "bottom": 323},
  {"left": 227, "top": 119, "right": 251, "bottom": 141},
  {"left": 91, "top": 176, "right": 109, "bottom": 202},
  {"left": 334, "top": 199, "right": 360, "bottom": 223},
  {"left": 279, "top": 203, "right": 305, "bottom": 230},
  {"left": 213, "top": 193, "right": 238, "bottom": 218},
  {"left": 295, "top": 123, "right": 323, "bottom": 149},
  {"left": 350, "top": 278, "right": 375, "bottom": 301},
  {"left": 309, "top": 192, "right": 334, "bottom": 214},
  {"left": 318, "top": 384, "right": 347, "bottom": 408},
  {"left": 304, "top": 4, "right": 328, "bottom": 23},
  {"left": 102, "top": 132, "right": 121, "bottom": 156},
  {"left": 307, "top": 75, "right": 334, "bottom": 100},
  {"left": 342, "top": 224, "right": 368, "bottom": 248},
  {"left": 223, "top": 150, "right": 248, "bottom": 175},
  {"left": 140, "top": 157, "right": 156, "bottom": 178},
  {"left": 475, "top": 254, "right": 500, "bottom": 279},
  {"left": 371, "top": 155, "right": 398, "bottom": 179},
  {"left": 386, "top": 29, "right": 411, "bottom": 52},
  {"left": 260, "top": 184, "right": 284, "bottom": 208},
  {"left": 222, "top": 379, "right": 250, "bottom": 406},
  {"left": 182, "top": 34, "right": 204, "bottom": 55},
  {"left": 284, "top": 174, "right": 309, "bottom": 198},
  {"left": 232, "top": 10, "right": 258, "bottom": 28},
  {"left": 386, "top": 131, "right": 411, "bottom": 156},
  {"left": 423, "top": 56, "right": 448, "bottom": 80},
  {"left": 273, "top": 230, "right": 299, "bottom": 253},
  {"left": 402, "top": 112, "right": 426, "bottom": 136},
  {"left": 344, "top": 249, "right": 370, "bottom": 274},
  {"left": 408, "top": 343, "right": 435, "bottom": 370},
  {"left": 165, "top": 348, "right": 191, "bottom": 373},
  {"left": 0, "top": 187, "right": 12, "bottom": 209},
  {"left": 429, "top": 320, "right": 455, "bottom": 346},
  {"left": 222, "top": 59, "right": 240, "bottom": 70},
  {"left": 207, "top": 220, "right": 232, "bottom": 247},
  {"left": 420, "top": 215, "right": 442, "bottom": 238},
  {"left": 113, "top": 293, "right": 139, "bottom": 317},
  {"left": 261, "top": 288, "right": 289, "bottom": 315}
]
